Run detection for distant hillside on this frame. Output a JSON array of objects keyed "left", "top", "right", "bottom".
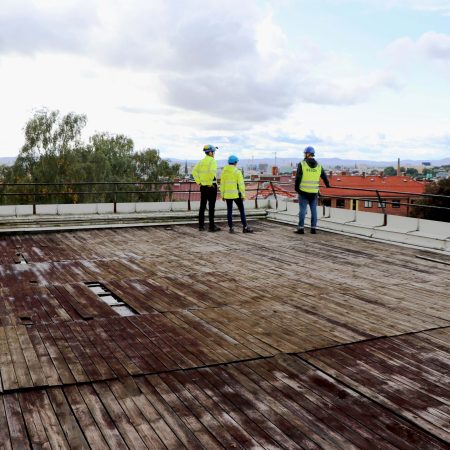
[
  {"left": 0, "top": 157, "right": 16, "bottom": 166},
  {"left": 172, "top": 156, "right": 450, "bottom": 168}
]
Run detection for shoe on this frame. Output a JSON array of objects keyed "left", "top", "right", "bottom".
[
  {"left": 243, "top": 226, "right": 254, "bottom": 233},
  {"left": 311, "top": 228, "right": 317, "bottom": 234},
  {"left": 294, "top": 229, "right": 305, "bottom": 234},
  {"left": 199, "top": 226, "right": 205, "bottom": 231},
  {"left": 208, "top": 225, "right": 221, "bottom": 232},
  {"left": 229, "top": 227, "right": 235, "bottom": 233}
]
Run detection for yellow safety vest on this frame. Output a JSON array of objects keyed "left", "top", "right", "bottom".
[
  {"left": 300, "top": 161, "right": 321, "bottom": 193},
  {"left": 220, "top": 165, "right": 245, "bottom": 199},
  {"left": 192, "top": 155, "right": 217, "bottom": 186}
]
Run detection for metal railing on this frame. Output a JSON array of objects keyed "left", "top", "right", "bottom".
[
  {"left": 0, "top": 180, "right": 448, "bottom": 221},
  {"left": 0, "top": 180, "right": 278, "bottom": 213},
  {"left": 317, "top": 185, "right": 450, "bottom": 223}
]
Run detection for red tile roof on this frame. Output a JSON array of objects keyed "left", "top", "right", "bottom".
[{"left": 322, "top": 175, "right": 426, "bottom": 198}]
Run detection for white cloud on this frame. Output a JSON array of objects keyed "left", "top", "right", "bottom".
[
  {"left": 387, "top": 32, "right": 450, "bottom": 62},
  {"left": 0, "top": 0, "right": 447, "bottom": 160}
]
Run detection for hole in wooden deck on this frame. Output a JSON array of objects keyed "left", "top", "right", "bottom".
[
  {"left": 84, "top": 282, "right": 138, "bottom": 317},
  {"left": 15, "top": 253, "right": 28, "bottom": 265}
]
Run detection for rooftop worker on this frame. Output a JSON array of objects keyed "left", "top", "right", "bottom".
[
  {"left": 192, "top": 144, "right": 221, "bottom": 232},
  {"left": 220, "top": 155, "right": 253, "bottom": 234},
  {"left": 294, "top": 146, "right": 330, "bottom": 234}
]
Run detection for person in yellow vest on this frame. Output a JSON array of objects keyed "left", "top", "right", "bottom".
[
  {"left": 294, "top": 146, "right": 330, "bottom": 234},
  {"left": 220, "top": 155, "right": 253, "bottom": 233},
  {"left": 192, "top": 144, "right": 221, "bottom": 232}
]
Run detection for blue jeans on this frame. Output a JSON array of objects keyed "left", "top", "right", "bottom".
[
  {"left": 226, "top": 198, "right": 247, "bottom": 228},
  {"left": 298, "top": 192, "right": 318, "bottom": 229}
]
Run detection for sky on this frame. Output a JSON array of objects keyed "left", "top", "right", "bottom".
[{"left": 0, "top": 0, "right": 450, "bottom": 162}]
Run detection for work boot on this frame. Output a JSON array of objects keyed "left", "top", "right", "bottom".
[
  {"left": 208, "top": 225, "right": 221, "bottom": 232},
  {"left": 229, "top": 227, "right": 235, "bottom": 233},
  {"left": 243, "top": 226, "right": 254, "bottom": 233},
  {"left": 294, "top": 228, "right": 305, "bottom": 234},
  {"left": 310, "top": 228, "right": 317, "bottom": 234}
]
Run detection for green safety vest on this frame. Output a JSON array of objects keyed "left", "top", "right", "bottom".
[
  {"left": 192, "top": 155, "right": 217, "bottom": 186},
  {"left": 220, "top": 165, "right": 245, "bottom": 199},
  {"left": 300, "top": 161, "right": 321, "bottom": 193}
]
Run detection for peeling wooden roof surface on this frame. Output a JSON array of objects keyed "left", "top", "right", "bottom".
[{"left": 0, "top": 221, "right": 449, "bottom": 448}]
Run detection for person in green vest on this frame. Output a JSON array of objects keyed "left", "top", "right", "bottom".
[
  {"left": 220, "top": 155, "right": 253, "bottom": 234},
  {"left": 294, "top": 146, "right": 330, "bottom": 234},
  {"left": 192, "top": 144, "right": 221, "bottom": 232}
]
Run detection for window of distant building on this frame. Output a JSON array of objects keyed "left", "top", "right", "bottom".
[
  {"left": 336, "top": 198, "right": 345, "bottom": 208},
  {"left": 377, "top": 201, "right": 386, "bottom": 208},
  {"left": 392, "top": 199, "right": 400, "bottom": 208},
  {"left": 321, "top": 198, "right": 331, "bottom": 207},
  {"left": 364, "top": 200, "right": 372, "bottom": 208}
]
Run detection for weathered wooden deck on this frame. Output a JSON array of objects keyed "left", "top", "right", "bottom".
[{"left": 0, "top": 221, "right": 449, "bottom": 448}]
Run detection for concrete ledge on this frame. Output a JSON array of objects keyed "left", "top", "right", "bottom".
[
  {"left": 57, "top": 204, "right": 98, "bottom": 215},
  {"left": 0, "top": 208, "right": 267, "bottom": 233},
  {"left": 36, "top": 205, "right": 58, "bottom": 215},
  {"left": 0, "top": 206, "right": 16, "bottom": 216}
]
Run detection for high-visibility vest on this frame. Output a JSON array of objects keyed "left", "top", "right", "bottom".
[
  {"left": 300, "top": 161, "right": 321, "bottom": 193},
  {"left": 220, "top": 165, "right": 245, "bottom": 199},
  {"left": 192, "top": 155, "right": 217, "bottom": 186}
]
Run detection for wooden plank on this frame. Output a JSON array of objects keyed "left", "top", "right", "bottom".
[
  {"left": 63, "top": 386, "right": 110, "bottom": 450},
  {"left": 302, "top": 349, "right": 450, "bottom": 443},
  {"left": 28, "top": 390, "right": 71, "bottom": 450},
  {"left": 106, "top": 379, "right": 167, "bottom": 450},
  {"left": 4, "top": 393, "right": 31, "bottom": 450},
  {"left": 15, "top": 326, "right": 47, "bottom": 387},
  {"left": 4, "top": 327, "right": 33, "bottom": 389},
  {"left": 172, "top": 369, "right": 280, "bottom": 449},
  {"left": 19, "top": 391, "right": 52, "bottom": 449},
  {"left": 199, "top": 366, "right": 303, "bottom": 450},
  {"left": 26, "top": 327, "right": 61, "bottom": 386},
  {"left": 0, "top": 326, "right": 18, "bottom": 391},
  {"left": 82, "top": 320, "right": 140, "bottom": 376},
  {"left": 45, "top": 323, "right": 89, "bottom": 383},
  {"left": 54, "top": 321, "right": 101, "bottom": 382},
  {"left": 248, "top": 357, "right": 396, "bottom": 450},
  {"left": 92, "top": 382, "right": 148, "bottom": 450},
  {"left": 277, "top": 354, "right": 449, "bottom": 450},
  {"left": 0, "top": 397, "right": 13, "bottom": 450},
  {"left": 135, "top": 375, "right": 207, "bottom": 449},
  {"left": 67, "top": 321, "right": 115, "bottom": 380},
  {"left": 77, "top": 384, "right": 129, "bottom": 449},
  {"left": 35, "top": 325, "right": 76, "bottom": 385},
  {"left": 77, "top": 321, "right": 129, "bottom": 378},
  {"left": 46, "top": 388, "right": 90, "bottom": 450}
]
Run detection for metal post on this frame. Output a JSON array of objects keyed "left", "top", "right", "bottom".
[
  {"left": 376, "top": 190, "right": 387, "bottom": 225},
  {"left": 113, "top": 183, "right": 117, "bottom": 213},
  {"left": 255, "top": 181, "right": 260, "bottom": 209},
  {"left": 188, "top": 182, "right": 192, "bottom": 211},
  {"left": 270, "top": 181, "right": 278, "bottom": 210},
  {"left": 33, "top": 180, "right": 37, "bottom": 215}
]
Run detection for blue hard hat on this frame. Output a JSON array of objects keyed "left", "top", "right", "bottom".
[
  {"left": 304, "top": 146, "right": 315, "bottom": 156},
  {"left": 203, "top": 144, "right": 218, "bottom": 153},
  {"left": 228, "top": 155, "right": 239, "bottom": 164}
]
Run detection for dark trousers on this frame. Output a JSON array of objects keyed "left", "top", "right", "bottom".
[
  {"left": 226, "top": 198, "right": 247, "bottom": 229},
  {"left": 199, "top": 185, "right": 217, "bottom": 228}
]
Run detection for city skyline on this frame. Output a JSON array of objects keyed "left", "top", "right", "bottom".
[{"left": 1, "top": 0, "right": 450, "bottom": 161}]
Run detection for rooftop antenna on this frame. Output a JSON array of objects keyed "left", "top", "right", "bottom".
[{"left": 274, "top": 151, "right": 277, "bottom": 168}]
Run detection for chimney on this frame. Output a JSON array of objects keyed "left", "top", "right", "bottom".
[
  {"left": 329, "top": 170, "right": 333, "bottom": 178},
  {"left": 397, "top": 158, "right": 401, "bottom": 177},
  {"left": 362, "top": 171, "right": 366, "bottom": 179}
]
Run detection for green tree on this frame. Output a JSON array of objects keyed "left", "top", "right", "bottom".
[
  {"left": 384, "top": 166, "right": 396, "bottom": 176},
  {"left": 411, "top": 178, "right": 450, "bottom": 222},
  {"left": 405, "top": 167, "right": 419, "bottom": 177},
  {"left": 2, "top": 109, "right": 181, "bottom": 205}
]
